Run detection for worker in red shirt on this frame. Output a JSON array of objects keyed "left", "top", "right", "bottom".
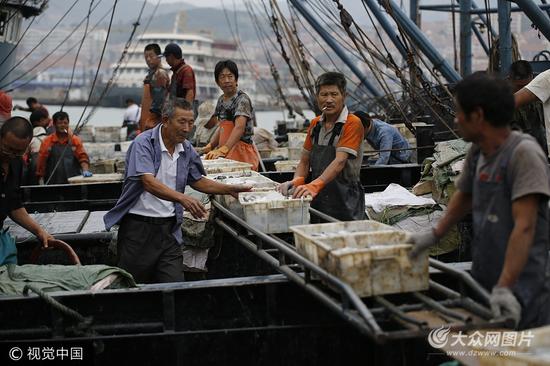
[
  {"left": 163, "top": 43, "right": 196, "bottom": 107},
  {"left": 0, "top": 90, "right": 12, "bottom": 125},
  {"left": 36, "top": 111, "right": 92, "bottom": 184}
]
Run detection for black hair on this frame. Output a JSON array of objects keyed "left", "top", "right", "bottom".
[
  {"left": 454, "top": 71, "right": 514, "bottom": 128},
  {"left": 509, "top": 60, "right": 533, "bottom": 80},
  {"left": 0, "top": 116, "right": 33, "bottom": 139},
  {"left": 144, "top": 43, "right": 161, "bottom": 55},
  {"left": 353, "top": 110, "right": 371, "bottom": 129},
  {"left": 52, "top": 111, "right": 70, "bottom": 123},
  {"left": 125, "top": 98, "right": 135, "bottom": 105},
  {"left": 26, "top": 97, "right": 38, "bottom": 107},
  {"left": 29, "top": 108, "right": 49, "bottom": 126},
  {"left": 315, "top": 72, "right": 346, "bottom": 95},
  {"left": 214, "top": 60, "right": 239, "bottom": 82}
]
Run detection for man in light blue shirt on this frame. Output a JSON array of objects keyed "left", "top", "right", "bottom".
[
  {"left": 355, "top": 111, "right": 411, "bottom": 165},
  {"left": 104, "top": 98, "right": 250, "bottom": 283}
]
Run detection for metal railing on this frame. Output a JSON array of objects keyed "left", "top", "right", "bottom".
[{"left": 213, "top": 200, "right": 509, "bottom": 343}]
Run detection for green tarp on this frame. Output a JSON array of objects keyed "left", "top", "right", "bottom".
[{"left": 0, "top": 264, "right": 136, "bottom": 295}]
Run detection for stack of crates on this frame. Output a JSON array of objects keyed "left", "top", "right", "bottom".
[
  {"left": 290, "top": 220, "right": 429, "bottom": 297},
  {"left": 204, "top": 158, "right": 311, "bottom": 233}
]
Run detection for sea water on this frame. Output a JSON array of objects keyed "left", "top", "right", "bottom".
[{"left": 11, "top": 100, "right": 315, "bottom": 134}]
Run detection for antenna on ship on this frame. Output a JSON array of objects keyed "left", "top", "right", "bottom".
[{"left": 173, "top": 11, "right": 186, "bottom": 34}]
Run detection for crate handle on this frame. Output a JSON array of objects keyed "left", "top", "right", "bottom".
[
  {"left": 372, "top": 253, "right": 412, "bottom": 270},
  {"left": 372, "top": 255, "right": 398, "bottom": 261}
]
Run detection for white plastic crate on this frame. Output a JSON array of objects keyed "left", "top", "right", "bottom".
[
  {"left": 270, "top": 147, "right": 289, "bottom": 159},
  {"left": 201, "top": 158, "right": 253, "bottom": 174},
  {"left": 288, "top": 147, "right": 302, "bottom": 160},
  {"left": 324, "top": 235, "right": 429, "bottom": 297},
  {"left": 274, "top": 160, "right": 300, "bottom": 172},
  {"left": 94, "top": 127, "right": 122, "bottom": 142},
  {"left": 287, "top": 133, "right": 307, "bottom": 148},
  {"left": 290, "top": 220, "right": 392, "bottom": 266},
  {"left": 209, "top": 171, "right": 279, "bottom": 218},
  {"left": 239, "top": 191, "right": 311, "bottom": 233}
]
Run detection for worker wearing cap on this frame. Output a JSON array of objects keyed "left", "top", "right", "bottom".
[
  {"left": 163, "top": 43, "right": 196, "bottom": 106},
  {"left": 279, "top": 72, "right": 365, "bottom": 222},
  {"left": 409, "top": 73, "right": 550, "bottom": 329}
]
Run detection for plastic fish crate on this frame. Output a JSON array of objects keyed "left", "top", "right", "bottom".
[
  {"left": 320, "top": 231, "right": 429, "bottom": 297},
  {"left": 201, "top": 158, "right": 253, "bottom": 174},
  {"left": 90, "top": 159, "right": 116, "bottom": 174},
  {"left": 94, "top": 127, "right": 122, "bottom": 142},
  {"left": 239, "top": 192, "right": 311, "bottom": 234},
  {"left": 209, "top": 171, "right": 279, "bottom": 218},
  {"left": 270, "top": 147, "right": 289, "bottom": 159},
  {"left": 287, "top": 133, "right": 307, "bottom": 148},
  {"left": 290, "top": 220, "right": 393, "bottom": 266},
  {"left": 274, "top": 160, "right": 300, "bottom": 172},
  {"left": 288, "top": 147, "right": 302, "bottom": 160}
]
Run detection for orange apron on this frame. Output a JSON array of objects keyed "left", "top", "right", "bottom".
[
  {"left": 139, "top": 84, "right": 160, "bottom": 132},
  {"left": 219, "top": 119, "right": 259, "bottom": 171}
]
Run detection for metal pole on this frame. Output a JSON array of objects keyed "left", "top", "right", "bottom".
[
  {"left": 460, "top": 0, "right": 473, "bottom": 76},
  {"left": 419, "top": 2, "right": 497, "bottom": 37},
  {"left": 472, "top": 22, "right": 490, "bottom": 55},
  {"left": 378, "top": 0, "right": 462, "bottom": 83},
  {"left": 498, "top": 0, "right": 512, "bottom": 76},
  {"left": 362, "top": 0, "right": 408, "bottom": 58},
  {"left": 471, "top": 1, "right": 498, "bottom": 37},
  {"left": 471, "top": 4, "right": 550, "bottom": 13},
  {"left": 420, "top": 3, "right": 550, "bottom": 13},
  {"left": 410, "top": 0, "right": 420, "bottom": 25},
  {"left": 540, "top": 0, "right": 550, "bottom": 19},
  {"left": 514, "top": 0, "right": 550, "bottom": 40},
  {"left": 288, "top": 0, "right": 382, "bottom": 97}
]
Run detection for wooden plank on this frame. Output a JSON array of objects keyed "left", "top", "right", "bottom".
[
  {"left": 68, "top": 173, "right": 123, "bottom": 184},
  {"left": 4, "top": 211, "right": 89, "bottom": 241},
  {"left": 80, "top": 211, "right": 109, "bottom": 234}
]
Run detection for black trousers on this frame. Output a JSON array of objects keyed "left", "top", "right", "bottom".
[{"left": 117, "top": 214, "right": 184, "bottom": 284}]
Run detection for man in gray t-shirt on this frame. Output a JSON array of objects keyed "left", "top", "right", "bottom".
[{"left": 408, "top": 72, "right": 550, "bottom": 330}]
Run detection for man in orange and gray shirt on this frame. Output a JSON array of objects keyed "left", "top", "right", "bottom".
[
  {"left": 278, "top": 72, "right": 365, "bottom": 221},
  {"left": 36, "top": 111, "right": 91, "bottom": 185},
  {"left": 139, "top": 43, "right": 170, "bottom": 132}
]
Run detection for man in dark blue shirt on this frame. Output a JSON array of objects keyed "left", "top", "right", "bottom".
[
  {"left": 0, "top": 117, "right": 62, "bottom": 264},
  {"left": 355, "top": 111, "right": 411, "bottom": 165}
]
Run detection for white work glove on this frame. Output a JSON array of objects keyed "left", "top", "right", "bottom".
[
  {"left": 407, "top": 229, "right": 439, "bottom": 258},
  {"left": 490, "top": 286, "right": 521, "bottom": 328}
]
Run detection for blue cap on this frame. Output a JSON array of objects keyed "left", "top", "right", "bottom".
[{"left": 162, "top": 43, "right": 182, "bottom": 59}]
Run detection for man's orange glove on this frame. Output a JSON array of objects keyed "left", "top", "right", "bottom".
[
  {"left": 205, "top": 145, "right": 229, "bottom": 160},
  {"left": 292, "top": 178, "right": 325, "bottom": 199},
  {"left": 278, "top": 176, "right": 305, "bottom": 196}
]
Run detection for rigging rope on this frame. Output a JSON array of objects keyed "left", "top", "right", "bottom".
[
  {"left": 78, "top": 0, "right": 148, "bottom": 128},
  {"left": 4, "top": 3, "right": 113, "bottom": 93},
  {"left": 45, "top": 0, "right": 118, "bottom": 185},
  {"left": 0, "top": 0, "right": 81, "bottom": 84},
  {"left": 265, "top": 0, "right": 317, "bottom": 113},
  {"left": 0, "top": 0, "right": 105, "bottom": 90},
  {"left": 61, "top": 0, "right": 96, "bottom": 110}
]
